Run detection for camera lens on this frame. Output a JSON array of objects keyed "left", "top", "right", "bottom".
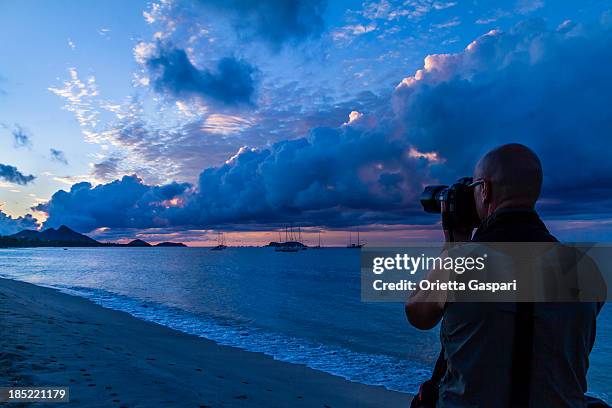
[{"left": 420, "top": 185, "right": 448, "bottom": 213}]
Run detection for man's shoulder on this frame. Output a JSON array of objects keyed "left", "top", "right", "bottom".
[{"left": 473, "top": 210, "right": 557, "bottom": 243}]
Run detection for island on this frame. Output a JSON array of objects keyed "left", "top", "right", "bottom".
[
  {"left": 125, "top": 239, "right": 152, "bottom": 247},
  {"left": 0, "top": 225, "right": 187, "bottom": 248},
  {"left": 155, "top": 242, "right": 187, "bottom": 247}
]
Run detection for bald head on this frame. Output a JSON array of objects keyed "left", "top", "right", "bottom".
[{"left": 474, "top": 144, "right": 542, "bottom": 216}]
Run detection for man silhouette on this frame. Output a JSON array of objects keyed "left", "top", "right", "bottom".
[{"left": 406, "top": 144, "right": 604, "bottom": 407}]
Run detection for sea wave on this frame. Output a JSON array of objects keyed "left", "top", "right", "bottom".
[{"left": 56, "top": 284, "right": 428, "bottom": 394}]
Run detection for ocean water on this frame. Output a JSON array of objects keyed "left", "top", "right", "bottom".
[{"left": 0, "top": 247, "right": 609, "bottom": 400}]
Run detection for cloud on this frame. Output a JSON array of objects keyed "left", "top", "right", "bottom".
[
  {"left": 359, "top": 0, "right": 450, "bottom": 21},
  {"left": 431, "top": 17, "right": 461, "bottom": 29},
  {"left": 37, "top": 16, "right": 612, "bottom": 233},
  {"left": 0, "top": 164, "right": 35, "bottom": 185},
  {"left": 11, "top": 125, "right": 32, "bottom": 148},
  {"left": 516, "top": 0, "right": 544, "bottom": 14},
  {"left": 475, "top": 17, "right": 498, "bottom": 25},
  {"left": 48, "top": 68, "right": 99, "bottom": 132},
  {"left": 144, "top": 44, "right": 258, "bottom": 106},
  {"left": 50, "top": 149, "right": 68, "bottom": 165},
  {"left": 92, "top": 157, "right": 121, "bottom": 180},
  {"left": 0, "top": 210, "right": 38, "bottom": 235},
  {"left": 333, "top": 23, "right": 377, "bottom": 42},
  {"left": 197, "top": 0, "right": 327, "bottom": 49},
  {"left": 393, "top": 18, "right": 612, "bottom": 216},
  {"left": 38, "top": 118, "right": 431, "bottom": 232},
  {"left": 36, "top": 175, "right": 192, "bottom": 231},
  {"left": 177, "top": 124, "right": 426, "bottom": 228}
]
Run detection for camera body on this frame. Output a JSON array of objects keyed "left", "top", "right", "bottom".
[{"left": 420, "top": 177, "right": 481, "bottom": 230}]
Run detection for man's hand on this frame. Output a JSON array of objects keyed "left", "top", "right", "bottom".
[
  {"left": 405, "top": 249, "right": 451, "bottom": 330},
  {"left": 441, "top": 201, "right": 474, "bottom": 242}
]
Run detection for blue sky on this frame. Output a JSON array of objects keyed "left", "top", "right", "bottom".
[{"left": 0, "top": 0, "right": 611, "bottom": 244}]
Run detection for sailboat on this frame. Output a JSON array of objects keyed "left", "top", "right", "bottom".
[
  {"left": 275, "top": 226, "right": 302, "bottom": 252},
  {"left": 211, "top": 232, "right": 228, "bottom": 251},
  {"left": 347, "top": 230, "right": 364, "bottom": 249},
  {"left": 312, "top": 231, "right": 323, "bottom": 249}
]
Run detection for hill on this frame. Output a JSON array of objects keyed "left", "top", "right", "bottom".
[
  {"left": 155, "top": 242, "right": 187, "bottom": 247},
  {"left": 126, "top": 239, "right": 152, "bottom": 247},
  {"left": 10, "top": 225, "right": 100, "bottom": 245},
  {"left": 2, "top": 226, "right": 186, "bottom": 248}
]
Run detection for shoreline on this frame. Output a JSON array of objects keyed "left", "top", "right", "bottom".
[{"left": 0, "top": 277, "right": 410, "bottom": 407}]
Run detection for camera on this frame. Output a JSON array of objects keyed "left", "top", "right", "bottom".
[{"left": 420, "top": 177, "right": 481, "bottom": 230}]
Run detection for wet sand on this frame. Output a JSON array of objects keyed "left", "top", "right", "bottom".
[{"left": 0, "top": 277, "right": 410, "bottom": 407}]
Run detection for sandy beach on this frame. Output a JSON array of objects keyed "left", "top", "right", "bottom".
[{"left": 0, "top": 277, "right": 410, "bottom": 407}]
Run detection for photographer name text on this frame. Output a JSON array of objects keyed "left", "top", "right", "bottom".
[{"left": 372, "top": 279, "right": 517, "bottom": 292}]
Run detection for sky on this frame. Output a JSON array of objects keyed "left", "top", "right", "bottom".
[{"left": 0, "top": 0, "right": 611, "bottom": 245}]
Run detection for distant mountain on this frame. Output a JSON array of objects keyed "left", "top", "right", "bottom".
[
  {"left": 11, "top": 225, "right": 99, "bottom": 245},
  {"left": 3, "top": 226, "right": 186, "bottom": 248},
  {"left": 10, "top": 229, "right": 40, "bottom": 240},
  {"left": 155, "top": 242, "right": 187, "bottom": 247},
  {"left": 126, "top": 239, "right": 152, "bottom": 247}
]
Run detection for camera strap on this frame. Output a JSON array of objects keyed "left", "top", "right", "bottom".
[
  {"left": 510, "top": 249, "right": 536, "bottom": 406},
  {"left": 510, "top": 302, "right": 534, "bottom": 406}
]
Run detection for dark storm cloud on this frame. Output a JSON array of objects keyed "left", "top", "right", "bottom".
[
  {"left": 145, "top": 45, "right": 257, "bottom": 106},
  {"left": 35, "top": 175, "right": 191, "bottom": 231},
  {"left": 391, "top": 18, "right": 612, "bottom": 216},
  {"left": 39, "top": 121, "right": 429, "bottom": 232},
  {"left": 0, "top": 211, "right": 38, "bottom": 236},
  {"left": 176, "top": 124, "right": 426, "bottom": 227},
  {"left": 198, "top": 0, "right": 327, "bottom": 49},
  {"left": 37, "top": 16, "right": 612, "bottom": 231},
  {"left": 50, "top": 148, "right": 68, "bottom": 165},
  {"left": 0, "top": 164, "right": 35, "bottom": 185}
]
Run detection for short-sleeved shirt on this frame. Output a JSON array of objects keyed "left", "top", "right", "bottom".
[{"left": 438, "top": 209, "right": 602, "bottom": 408}]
